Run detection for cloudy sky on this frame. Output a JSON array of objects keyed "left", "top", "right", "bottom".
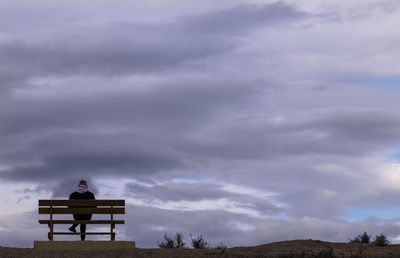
[{"left": 1, "top": 0, "right": 400, "bottom": 248}]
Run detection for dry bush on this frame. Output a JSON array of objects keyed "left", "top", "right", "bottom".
[
  {"left": 215, "top": 243, "right": 227, "bottom": 249},
  {"left": 190, "top": 234, "right": 209, "bottom": 249},
  {"left": 175, "top": 232, "right": 186, "bottom": 248},
  {"left": 158, "top": 232, "right": 186, "bottom": 249},
  {"left": 158, "top": 233, "right": 175, "bottom": 249},
  {"left": 373, "top": 234, "right": 390, "bottom": 247},
  {"left": 348, "top": 231, "right": 371, "bottom": 243}
]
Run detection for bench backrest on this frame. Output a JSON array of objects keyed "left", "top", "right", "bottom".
[{"left": 38, "top": 200, "right": 125, "bottom": 214}]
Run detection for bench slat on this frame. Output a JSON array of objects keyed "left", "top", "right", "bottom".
[
  {"left": 39, "top": 220, "right": 124, "bottom": 224},
  {"left": 52, "top": 232, "right": 112, "bottom": 235},
  {"left": 39, "top": 207, "right": 125, "bottom": 214},
  {"left": 39, "top": 200, "right": 125, "bottom": 207}
]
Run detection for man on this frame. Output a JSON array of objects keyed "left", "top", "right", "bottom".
[{"left": 68, "top": 179, "right": 95, "bottom": 241}]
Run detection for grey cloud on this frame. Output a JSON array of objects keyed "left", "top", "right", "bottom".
[
  {"left": 177, "top": 107, "right": 400, "bottom": 160},
  {"left": 0, "top": 71, "right": 27, "bottom": 94},
  {"left": 197, "top": 155, "right": 400, "bottom": 219},
  {"left": 0, "top": 211, "right": 47, "bottom": 248},
  {"left": 305, "top": 108, "right": 400, "bottom": 142},
  {"left": 179, "top": 2, "right": 306, "bottom": 35},
  {"left": 0, "top": 78, "right": 261, "bottom": 135},
  {"left": 0, "top": 149, "right": 182, "bottom": 182},
  {"left": 0, "top": 78, "right": 261, "bottom": 183},
  {"left": 125, "top": 182, "right": 283, "bottom": 215},
  {"left": 0, "top": 2, "right": 305, "bottom": 90},
  {"left": 0, "top": 130, "right": 184, "bottom": 182},
  {"left": 0, "top": 36, "right": 232, "bottom": 80},
  {"left": 374, "top": 0, "right": 400, "bottom": 13},
  {"left": 125, "top": 182, "right": 228, "bottom": 202},
  {"left": 15, "top": 185, "right": 48, "bottom": 195}
]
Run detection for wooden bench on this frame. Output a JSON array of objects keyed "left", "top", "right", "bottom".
[{"left": 38, "top": 199, "right": 125, "bottom": 241}]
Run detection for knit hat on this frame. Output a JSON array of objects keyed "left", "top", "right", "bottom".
[{"left": 78, "top": 180, "right": 88, "bottom": 186}]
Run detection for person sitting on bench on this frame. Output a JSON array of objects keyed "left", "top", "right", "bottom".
[{"left": 68, "top": 179, "right": 96, "bottom": 240}]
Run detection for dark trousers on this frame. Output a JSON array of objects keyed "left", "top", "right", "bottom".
[{"left": 72, "top": 214, "right": 92, "bottom": 240}]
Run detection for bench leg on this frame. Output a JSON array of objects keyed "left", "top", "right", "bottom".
[
  {"left": 110, "top": 221, "right": 115, "bottom": 240},
  {"left": 49, "top": 222, "right": 54, "bottom": 241}
]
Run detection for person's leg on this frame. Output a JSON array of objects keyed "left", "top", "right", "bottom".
[
  {"left": 69, "top": 215, "right": 79, "bottom": 233},
  {"left": 79, "top": 214, "right": 91, "bottom": 241},
  {"left": 69, "top": 224, "right": 78, "bottom": 232},
  {"left": 80, "top": 223, "right": 86, "bottom": 240}
]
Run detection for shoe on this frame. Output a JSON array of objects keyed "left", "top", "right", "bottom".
[{"left": 68, "top": 226, "right": 76, "bottom": 233}]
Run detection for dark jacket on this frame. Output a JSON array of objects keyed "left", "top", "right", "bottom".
[
  {"left": 69, "top": 191, "right": 95, "bottom": 219},
  {"left": 69, "top": 191, "right": 95, "bottom": 200}
]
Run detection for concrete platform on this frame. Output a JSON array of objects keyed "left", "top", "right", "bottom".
[{"left": 34, "top": 241, "right": 135, "bottom": 250}]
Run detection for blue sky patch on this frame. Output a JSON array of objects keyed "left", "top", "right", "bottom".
[
  {"left": 365, "top": 76, "right": 400, "bottom": 91},
  {"left": 341, "top": 207, "right": 400, "bottom": 221}
]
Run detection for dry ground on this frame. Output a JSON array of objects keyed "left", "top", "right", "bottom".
[{"left": 2, "top": 240, "right": 400, "bottom": 257}]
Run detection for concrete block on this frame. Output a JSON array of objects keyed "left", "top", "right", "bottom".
[{"left": 34, "top": 241, "right": 135, "bottom": 250}]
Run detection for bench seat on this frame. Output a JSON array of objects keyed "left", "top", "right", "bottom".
[{"left": 39, "top": 220, "right": 125, "bottom": 224}]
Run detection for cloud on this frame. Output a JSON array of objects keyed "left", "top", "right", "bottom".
[
  {"left": 0, "top": 2, "right": 306, "bottom": 85},
  {"left": 0, "top": 1, "right": 306, "bottom": 98},
  {"left": 126, "top": 182, "right": 230, "bottom": 202},
  {"left": 179, "top": 2, "right": 306, "bottom": 35},
  {"left": 0, "top": 135, "right": 183, "bottom": 182},
  {"left": 0, "top": 34, "right": 232, "bottom": 79},
  {"left": 125, "top": 181, "right": 283, "bottom": 215},
  {"left": 0, "top": 77, "right": 262, "bottom": 182},
  {"left": 0, "top": 211, "right": 47, "bottom": 248},
  {"left": 176, "top": 107, "right": 400, "bottom": 161}
]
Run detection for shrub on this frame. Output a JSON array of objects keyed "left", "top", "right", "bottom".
[
  {"left": 215, "top": 243, "right": 227, "bottom": 249},
  {"left": 359, "top": 232, "right": 371, "bottom": 243},
  {"left": 348, "top": 235, "right": 360, "bottom": 243},
  {"left": 158, "top": 233, "right": 175, "bottom": 248},
  {"left": 158, "top": 232, "right": 186, "bottom": 249},
  {"left": 348, "top": 231, "right": 371, "bottom": 243},
  {"left": 190, "top": 234, "right": 209, "bottom": 249},
  {"left": 373, "top": 234, "right": 390, "bottom": 246},
  {"left": 175, "top": 232, "right": 186, "bottom": 249}
]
